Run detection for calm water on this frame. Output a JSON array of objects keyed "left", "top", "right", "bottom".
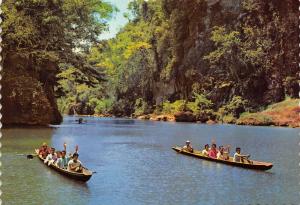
[{"left": 3, "top": 116, "right": 300, "bottom": 205}]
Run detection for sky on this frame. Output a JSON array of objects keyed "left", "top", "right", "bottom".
[{"left": 99, "top": 0, "right": 132, "bottom": 40}]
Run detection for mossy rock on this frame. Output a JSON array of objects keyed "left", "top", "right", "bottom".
[{"left": 237, "top": 112, "right": 274, "bottom": 126}]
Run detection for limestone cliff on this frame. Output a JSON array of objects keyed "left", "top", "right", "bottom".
[
  {"left": 2, "top": 54, "right": 62, "bottom": 126},
  {"left": 152, "top": 0, "right": 298, "bottom": 108}
]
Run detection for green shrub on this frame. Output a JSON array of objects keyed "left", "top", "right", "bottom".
[
  {"left": 222, "top": 114, "right": 237, "bottom": 124},
  {"left": 93, "top": 98, "right": 113, "bottom": 114},
  {"left": 172, "top": 100, "right": 186, "bottom": 112},
  {"left": 187, "top": 101, "right": 199, "bottom": 114},
  {"left": 193, "top": 93, "right": 213, "bottom": 110},
  {"left": 221, "top": 96, "right": 248, "bottom": 118},
  {"left": 134, "top": 98, "right": 149, "bottom": 116},
  {"left": 57, "top": 96, "right": 76, "bottom": 114},
  {"left": 162, "top": 100, "right": 186, "bottom": 114}
]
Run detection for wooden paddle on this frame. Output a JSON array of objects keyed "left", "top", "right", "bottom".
[{"left": 16, "top": 153, "right": 38, "bottom": 159}]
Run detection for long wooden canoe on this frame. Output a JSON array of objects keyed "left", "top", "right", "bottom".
[
  {"left": 172, "top": 146, "right": 273, "bottom": 171},
  {"left": 35, "top": 149, "right": 93, "bottom": 182}
]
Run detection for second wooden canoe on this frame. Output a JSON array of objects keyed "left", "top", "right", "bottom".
[{"left": 172, "top": 146, "right": 273, "bottom": 171}]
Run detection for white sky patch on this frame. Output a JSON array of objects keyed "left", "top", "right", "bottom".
[{"left": 100, "top": 0, "right": 132, "bottom": 40}]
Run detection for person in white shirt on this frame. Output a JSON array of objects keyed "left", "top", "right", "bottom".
[
  {"left": 55, "top": 143, "right": 78, "bottom": 169},
  {"left": 217, "top": 146, "right": 224, "bottom": 160},
  {"left": 44, "top": 147, "right": 57, "bottom": 166},
  {"left": 233, "top": 147, "right": 251, "bottom": 163},
  {"left": 202, "top": 144, "right": 209, "bottom": 156},
  {"left": 68, "top": 153, "right": 83, "bottom": 172},
  {"left": 181, "top": 140, "right": 193, "bottom": 153}
]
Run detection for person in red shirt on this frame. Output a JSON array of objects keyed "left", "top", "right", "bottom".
[
  {"left": 39, "top": 142, "right": 50, "bottom": 159},
  {"left": 208, "top": 143, "right": 218, "bottom": 158}
]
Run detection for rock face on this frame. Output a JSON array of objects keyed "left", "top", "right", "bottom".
[
  {"left": 2, "top": 55, "right": 62, "bottom": 126},
  {"left": 155, "top": 0, "right": 243, "bottom": 102},
  {"left": 151, "top": 0, "right": 298, "bottom": 109}
]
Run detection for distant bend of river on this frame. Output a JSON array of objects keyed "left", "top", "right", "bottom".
[{"left": 3, "top": 116, "right": 300, "bottom": 205}]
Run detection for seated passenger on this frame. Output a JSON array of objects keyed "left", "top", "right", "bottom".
[
  {"left": 208, "top": 143, "right": 217, "bottom": 158},
  {"left": 56, "top": 150, "right": 70, "bottom": 169},
  {"left": 56, "top": 151, "right": 62, "bottom": 161},
  {"left": 68, "top": 153, "right": 83, "bottom": 172},
  {"left": 223, "top": 145, "right": 230, "bottom": 160},
  {"left": 39, "top": 142, "right": 50, "bottom": 159},
  {"left": 217, "top": 146, "right": 224, "bottom": 160},
  {"left": 202, "top": 144, "right": 210, "bottom": 156},
  {"left": 44, "top": 147, "right": 58, "bottom": 166},
  {"left": 182, "top": 140, "right": 193, "bottom": 153},
  {"left": 233, "top": 147, "right": 251, "bottom": 163}
]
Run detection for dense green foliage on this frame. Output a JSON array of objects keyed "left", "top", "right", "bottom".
[
  {"left": 6, "top": 0, "right": 297, "bottom": 124},
  {"left": 2, "top": 0, "right": 116, "bottom": 122},
  {"left": 65, "top": 0, "right": 297, "bottom": 120},
  {"left": 3, "top": 0, "right": 115, "bottom": 66}
]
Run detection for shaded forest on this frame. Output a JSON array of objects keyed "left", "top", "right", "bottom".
[{"left": 2, "top": 0, "right": 299, "bottom": 126}]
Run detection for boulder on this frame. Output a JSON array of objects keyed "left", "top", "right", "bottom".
[
  {"left": 174, "top": 111, "right": 196, "bottom": 122},
  {"left": 137, "top": 115, "right": 150, "bottom": 120},
  {"left": 206, "top": 120, "right": 217, "bottom": 124},
  {"left": 149, "top": 114, "right": 175, "bottom": 122}
]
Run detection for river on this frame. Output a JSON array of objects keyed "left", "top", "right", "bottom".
[{"left": 2, "top": 116, "right": 300, "bottom": 205}]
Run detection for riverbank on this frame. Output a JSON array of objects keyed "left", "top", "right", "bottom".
[
  {"left": 71, "top": 99, "right": 299, "bottom": 128},
  {"left": 135, "top": 99, "right": 299, "bottom": 128}
]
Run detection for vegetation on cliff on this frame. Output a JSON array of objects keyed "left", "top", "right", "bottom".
[
  {"left": 2, "top": 0, "right": 115, "bottom": 125},
  {"left": 237, "top": 98, "right": 300, "bottom": 127},
  {"left": 56, "top": 0, "right": 298, "bottom": 127},
  {"left": 3, "top": 0, "right": 298, "bottom": 127}
]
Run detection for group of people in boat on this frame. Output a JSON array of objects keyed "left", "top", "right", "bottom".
[
  {"left": 182, "top": 140, "right": 251, "bottom": 163},
  {"left": 38, "top": 142, "right": 84, "bottom": 172}
]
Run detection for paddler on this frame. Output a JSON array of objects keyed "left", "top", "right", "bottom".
[{"left": 233, "top": 147, "right": 252, "bottom": 164}]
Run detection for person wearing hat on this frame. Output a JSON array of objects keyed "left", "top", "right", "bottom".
[
  {"left": 68, "top": 153, "right": 83, "bottom": 172},
  {"left": 39, "top": 142, "right": 50, "bottom": 159},
  {"left": 182, "top": 140, "right": 194, "bottom": 153}
]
